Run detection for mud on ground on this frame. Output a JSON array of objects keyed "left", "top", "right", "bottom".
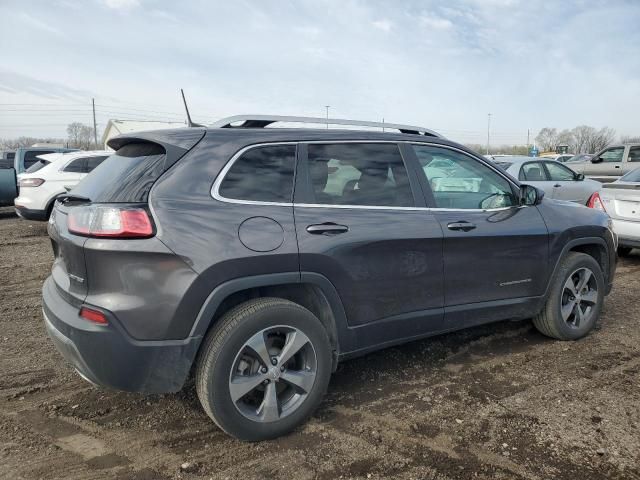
[{"left": 0, "top": 206, "right": 638, "bottom": 480}]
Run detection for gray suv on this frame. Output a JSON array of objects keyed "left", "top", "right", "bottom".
[{"left": 43, "top": 116, "right": 617, "bottom": 441}]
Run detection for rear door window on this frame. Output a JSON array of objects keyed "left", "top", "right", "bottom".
[
  {"left": 305, "top": 143, "right": 414, "bottom": 207},
  {"left": 72, "top": 143, "right": 166, "bottom": 203},
  {"left": 63, "top": 158, "right": 87, "bottom": 173},
  {"left": 628, "top": 146, "right": 640, "bottom": 162},
  {"left": 544, "top": 162, "right": 575, "bottom": 181},
  {"left": 218, "top": 145, "right": 296, "bottom": 203}
]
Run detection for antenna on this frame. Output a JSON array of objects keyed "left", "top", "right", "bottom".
[{"left": 181, "top": 89, "right": 203, "bottom": 127}]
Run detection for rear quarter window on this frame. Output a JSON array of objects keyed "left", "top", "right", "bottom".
[{"left": 72, "top": 143, "right": 166, "bottom": 203}]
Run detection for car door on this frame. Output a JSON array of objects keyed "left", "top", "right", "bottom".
[
  {"left": 407, "top": 144, "right": 549, "bottom": 328},
  {"left": 294, "top": 142, "right": 445, "bottom": 350},
  {"left": 542, "top": 161, "right": 588, "bottom": 203},
  {"left": 518, "top": 161, "right": 556, "bottom": 199},
  {"left": 59, "top": 157, "right": 87, "bottom": 189},
  {"left": 623, "top": 146, "right": 640, "bottom": 175},
  {"left": 587, "top": 146, "right": 625, "bottom": 181}
]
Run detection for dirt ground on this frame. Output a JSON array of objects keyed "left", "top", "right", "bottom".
[{"left": 0, "top": 206, "right": 638, "bottom": 480}]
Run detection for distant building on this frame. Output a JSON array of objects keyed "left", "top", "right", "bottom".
[{"left": 101, "top": 119, "right": 187, "bottom": 150}]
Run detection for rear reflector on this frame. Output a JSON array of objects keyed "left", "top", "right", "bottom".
[
  {"left": 79, "top": 307, "right": 108, "bottom": 325},
  {"left": 68, "top": 205, "right": 154, "bottom": 238},
  {"left": 587, "top": 192, "right": 606, "bottom": 212}
]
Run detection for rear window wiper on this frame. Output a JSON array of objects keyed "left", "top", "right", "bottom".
[{"left": 57, "top": 194, "right": 92, "bottom": 205}]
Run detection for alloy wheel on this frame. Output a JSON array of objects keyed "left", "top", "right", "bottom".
[{"left": 561, "top": 267, "right": 598, "bottom": 328}]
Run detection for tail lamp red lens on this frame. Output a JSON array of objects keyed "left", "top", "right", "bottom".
[
  {"left": 587, "top": 192, "right": 606, "bottom": 212},
  {"left": 67, "top": 206, "right": 154, "bottom": 238},
  {"left": 79, "top": 307, "right": 108, "bottom": 325}
]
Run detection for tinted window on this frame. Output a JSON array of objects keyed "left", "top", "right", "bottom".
[
  {"left": 306, "top": 143, "right": 413, "bottom": 207},
  {"left": 25, "top": 160, "right": 51, "bottom": 173},
  {"left": 72, "top": 143, "right": 166, "bottom": 203},
  {"left": 599, "top": 147, "right": 624, "bottom": 163},
  {"left": 414, "top": 145, "right": 516, "bottom": 209},
  {"left": 219, "top": 145, "right": 296, "bottom": 203},
  {"left": 0, "top": 158, "right": 13, "bottom": 169},
  {"left": 545, "top": 162, "right": 576, "bottom": 181},
  {"left": 620, "top": 168, "right": 640, "bottom": 182},
  {"left": 24, "top": 150, "right": 54, "bottom": 169},
  {"left": 520, "top": 162, "right": 547, "bottom": 181},
  {"left": 628, "top": 146, "right": 640, "bottom": 162},
  {"left": 85, "top": 156, "right": 109, "bottom": 172},
  {"left": 63, "top": 158, "right": 86, "bottom": 173}
]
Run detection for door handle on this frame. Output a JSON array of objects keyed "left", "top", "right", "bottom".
[
  {"left": 614, "top": 165, "right": 621, "bottom": 169},
  {"left": 306, "top": 223, "right": 349, "bottom": 235},
  {"left": 447, "top": 221, "right": 476, "bottom": 232},
  {"left": 554, "top": 184, "right": 562, "bottom": 187}
]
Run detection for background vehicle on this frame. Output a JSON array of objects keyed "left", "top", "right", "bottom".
[
  {"left": 0, "top": 146, "right": 78, "bottom": 207},
  {"left": 566, "top": 153, "right": 593, "bottom": 163},
  {"left": 14, "top": 150, "right": 110, "bottom": 220},
  {"left": 569, "top": 143, "right": 640, "bottom": 182},
  {"left": 43, "top": 116, "right": 616, "bottom": 441},
  {"left": 493, "top": 156, "right": 601, "bottom": 204},
  {"left": 591, "top": 168, "right": 640, "bottom": 256},
  {"left": 540, "top": 153, "right": 575, "bottom": 163}
]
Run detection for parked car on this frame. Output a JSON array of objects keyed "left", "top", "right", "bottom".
[
  {"left": 493, "top": 156, "right": 601, "bottom": 204},
  {"left": 0, "top": 146, "right": 78, "bottom": 207},
  {"left": 566, "top": 153, "right": 593, "bottom": 163},
  {"left": 14, "top": 150, "right": 110, "bottom": 220},
  {"left": 540, "top": 153, "right": 575, "bottom": 163},
  {"left": 569, "top": 143, "right": 640, "bottom": 182},
  {"left": 43, "top": 115, "right": 616, "bottom": 441},
  {"left": 588, "top": 168, "right": 640, "bottom": 256}
]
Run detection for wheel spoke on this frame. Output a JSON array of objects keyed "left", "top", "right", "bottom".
[
  {"left": 258, "top": 381, "right": 279, "bottom": 422},
  {"left": 278, "top": 330, "right": 310, "bottom": 365},
  {"left": 581, "top": 290, "right": 598, "bottom": 305},
  {"left": 280, "top": 369, "right": 316, "bottom": 394},
  {"left": 561, "top": 299, "right": 576, "bottom": 321},
  {"left": 229, "top": 373, "right": 267, "bottom": 402},
  {"left": 564, "top": 277, "right": 578, "bottom": 296},
  {"left": 244, "top": 331, "right": 272, "bottom": 368},
  {"left": 574, "top": 304, "right": 585, "bottom": 327},
  {"left": 576, "top": 269, "right": 592, "bottom": 292}
]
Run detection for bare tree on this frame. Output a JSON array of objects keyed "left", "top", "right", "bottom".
[
  {"left": 571, "top": 125, "right": 596, "bottom": 154},
  {"left": 556, "top": 129, "right": 574, "bottom": 149},
  {"left": 587, "top": 127, "right": 616, "bottom": 153},
  {"left": 535, "top": 128, "right": 558, "bottom": 151},
  {"left": 0, "top": 136, "right": 65, "bottom": 150},
  {"left": 66, "top": 122, "right": 96, "bottom": 149}
]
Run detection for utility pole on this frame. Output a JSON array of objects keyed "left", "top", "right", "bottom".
[
  {"left": 382, "top": 117, "right": 385, "bottom": 132},
  {"left": 324, "top": 105, "right": 330, "bottom": 129},
  {"left": 527, "top": 128, "right": 530, "bottom": 146},
  {"left": 92, "top": 98, "right": 98, "bottom": 149},
  {"left": 486, "top": 113, "right": 492, "bottom": 155}
]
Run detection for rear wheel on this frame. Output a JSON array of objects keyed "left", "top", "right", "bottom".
[
  {"left": 195, "top": 298, "right": 332, "bottom": 441},
  {"left": 617, "top": 246, "right": 633, "bottom": 257},
  {"left": 533, "top": 252, "right": 604, "bottom": 340}
]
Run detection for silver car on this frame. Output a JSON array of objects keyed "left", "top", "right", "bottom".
[
  {"left": 494, "top": 156, "right": 601, "bottom": 205},
  {"left": 597, "top": 168, "right": 640, "bottom": 256}
]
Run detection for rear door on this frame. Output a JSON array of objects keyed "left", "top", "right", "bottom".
[
  {"left": 408, "top": 144, "right": 549, "bottom": 328},
  {"left": 543, "top": 161, "right": 588, "bottom": 203},
  {"left": 294, "top": 142, "right": 444, "bottom": 348}
]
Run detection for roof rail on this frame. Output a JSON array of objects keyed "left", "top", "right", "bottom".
[{"left": 209, "top": 115, "right": 444, "bottom": 138}]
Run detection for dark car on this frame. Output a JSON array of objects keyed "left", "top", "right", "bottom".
[{"left": 43, "top": 115, "right": 617, "bottom": 441}]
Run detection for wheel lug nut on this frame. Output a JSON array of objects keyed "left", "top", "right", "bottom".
[
  {"left": 280, "top": 366, "right": 285, "bottom": 372},
  {"left": 271, "top": 357, "right": 277, "bottom": 366},
  {"left": 263, "top": 379, "right": 269, "bottom": 385},
  {"left": 261, "top": 367, "right": 267, "bottom": 374}
]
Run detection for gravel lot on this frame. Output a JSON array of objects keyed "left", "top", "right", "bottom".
[{"left": 0, "top": 206, "right": 639, "bottom": 480}]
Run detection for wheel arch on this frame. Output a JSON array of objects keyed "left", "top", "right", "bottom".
[{"left": 189, "top": 272, "right": 349, "bottom": 370}]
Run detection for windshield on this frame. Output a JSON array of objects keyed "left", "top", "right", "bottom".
[
  {"left": 25, "top": 159, "right": 51, "bottom": 173},
  {"left": 620, "top": 168, "right": 640, "bottom": 183}
]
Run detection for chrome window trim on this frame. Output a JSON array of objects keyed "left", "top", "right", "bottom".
[{"left": 211, "top": 140, "right": 523, "bottom": 212}]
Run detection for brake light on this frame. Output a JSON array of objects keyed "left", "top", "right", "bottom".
[
  {"left": 79, "top": 307, "right": 108, "bottom": 325},
  {"left": 587, "top": 192, "right": 606, "bottom": 212},
  {"left": 67, "top": 205, "right": 154, "bottom": 238},
  {"left": 19, "top": 178, "right": 45, "bottom": 187}
]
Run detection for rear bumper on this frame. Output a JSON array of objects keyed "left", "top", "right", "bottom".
[
  {"left": 42, "top": 276, "right": 201, "bottom": 394},
  {"left": 612, "top": 218, "right": 640, "bottom": 248},
  {"left": 15, "top": 205, "right": 48, "bottom": 221}
]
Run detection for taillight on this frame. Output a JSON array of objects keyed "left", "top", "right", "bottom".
[
  {"left": 67, "top": 205, "right": 154, "bottom": 238},
  {"left": 587, "top": 192, "right": 606, "bottom": 212},
  {"left": 19, "top": 178, "right": 45, "bottom": 187},
  {"left": 79, "top": 306, "right": 108, "bottom": 325}
]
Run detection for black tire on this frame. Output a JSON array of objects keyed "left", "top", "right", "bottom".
[
  {"left": 617, "top": 246, "right": 633, "bottom": 257},
  {"left": 195, "top": 298, "right": 332, "bottom": 441},
  {"left": 533, "top": 252, "right": 605, "bottom": 340}
]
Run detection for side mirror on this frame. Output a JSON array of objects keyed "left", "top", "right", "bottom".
[
  {"left": 591, "top": 157, "right": 602, "bottom": 164},
  {"left": 520, "top": 184, "right": 545, "bottom": 206},
  {"left": 575, "top": 173, "right": 585, "bottom": 181}
]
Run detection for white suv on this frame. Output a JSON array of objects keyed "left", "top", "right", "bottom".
[{"left": 14, "top": 150, "right": 110, "bottom": 220}]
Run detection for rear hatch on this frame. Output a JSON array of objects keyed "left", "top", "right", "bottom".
[
  {"left": 47, "top": 129, "right": 205, "bottom": 305},
  {"left": 602, "top": 182, "right": 640, "bottom": 222}
]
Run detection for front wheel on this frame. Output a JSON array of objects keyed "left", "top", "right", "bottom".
[
  {"left": 533, "top": 252, "right": 605, "bottom": 340},
  {"left": 195, "top": 298, "right": 332, "bottom": 441}
]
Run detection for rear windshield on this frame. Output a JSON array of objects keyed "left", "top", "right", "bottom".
[
  {"left": 25, "top": 159, "right": 51, "bottom": 173},
  {"left": 71, "top": 143, "right": 166, "bottom": 203}
]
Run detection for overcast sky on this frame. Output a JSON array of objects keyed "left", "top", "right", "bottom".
[{"left": 1, "top": 0, "right": 639, "bottom": 145}]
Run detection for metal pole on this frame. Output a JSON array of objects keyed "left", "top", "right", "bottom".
[
  {"left": 325, "top": 105, "right": 330, "bottom": 129},
  {"left": 382, "top": 117, "right": 385, "bottom": 132},
  {"left": 486, "top": 113, "right": 491, "bottom": 155},
  {"left": 527, "top": 128, "right": 530, "bottom": 146},
  {"left": 92, "top": 98, "right": 98, "bottom": 149}
]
